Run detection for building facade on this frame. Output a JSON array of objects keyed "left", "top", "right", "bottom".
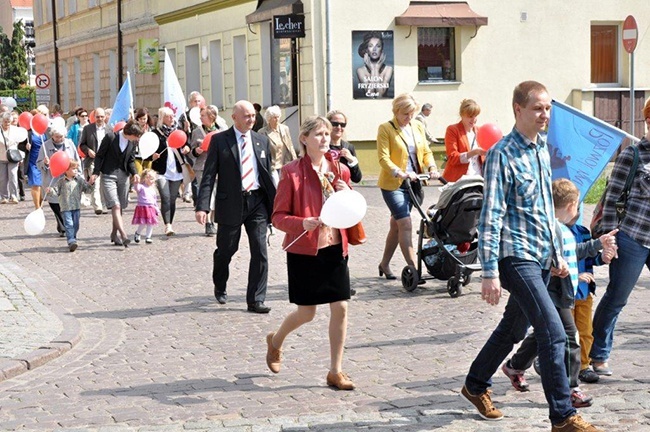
[{"left": 34, "top": 0, "right": 650, "bottom": 175}]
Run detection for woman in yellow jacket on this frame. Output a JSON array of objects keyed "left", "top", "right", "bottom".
[{"left": 377, "top": 93, "right": 440, "bottom": 280}]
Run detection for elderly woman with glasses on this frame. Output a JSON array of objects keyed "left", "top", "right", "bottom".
[
  {"left": 37, "top": 124, "right": 82, "bottom": 235},
  {"left": 326, "top": 110, "right": 362, "bottom": 183},
  {"left": 190, "top": 105, "right": 227, "bottom": 236},
  {"left": 259, "top": 105, "right": 297, "bottom": 185}
]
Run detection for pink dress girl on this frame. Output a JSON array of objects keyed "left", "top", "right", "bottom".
[{"left": 132, "top": 175, "right": 159, "bottom": 243}]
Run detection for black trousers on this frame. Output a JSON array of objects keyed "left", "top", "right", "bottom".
[
  {"left": 213, "top": 190, "right": 269, "bottom": 305},
  {"left": 511, "top": 306, "right": 580, "bottom": 388},
  {"left": 48, "top": 202, "right": 65, "bottom": 233}
]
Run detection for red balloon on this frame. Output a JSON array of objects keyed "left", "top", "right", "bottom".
[
  {"left": 113, "top": 121, "right": 126, "bottom": 133},
  {"left": 201, "top": 131, "right": 217, "bottom": 151},
  {"left": 31, "top": 114, "right": 49, "bottom": 135},
  {"left": 89, "top": 110, "right": 96, "bottom": 124},
  {"left": 167, "top": 129, "right": 187, "bottom": 149},
  {"left": 49, "top": 151, "right": 71, "bottom": 177},
  {"left": 477, "top": 123, "right": 503, "bottom": 151},
  {"left": 18, "top": 112, "right": 33, "bottom": 130}
]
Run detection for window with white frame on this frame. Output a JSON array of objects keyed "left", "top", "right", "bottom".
[
  {"left": 69, "top": 0, "right": 76, "bottom": 15},
  {"left": 417, "top": 27, "right": 456, "bottom": 83}
]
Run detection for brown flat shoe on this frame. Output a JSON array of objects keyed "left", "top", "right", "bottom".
[
  {"left": 326, "top": 371, "right": 355, "bottom": 390},
  {"left": 266, "top": 332, "right": 281, "bottom": 373}
]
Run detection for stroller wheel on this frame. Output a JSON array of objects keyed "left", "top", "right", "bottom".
[
  {"left": 462, "top": 274, "right": 472, "bottom": 286},
  {"left": 447, "top": 277, "right": 463, "bottom": 298},
  {"left": 401, "top": 265, "right": 420, "bottom": 292}
]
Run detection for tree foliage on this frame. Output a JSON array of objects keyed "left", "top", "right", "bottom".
[{"left": 0, "top": 20, "right": 29, "bottom": 90}]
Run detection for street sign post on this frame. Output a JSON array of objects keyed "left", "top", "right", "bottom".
[
  {"left": 35, "top": 73, "right": 50, "bottom": 90},
  {"left": 623, "top": 15, "right": 638, "bottom": 137}
]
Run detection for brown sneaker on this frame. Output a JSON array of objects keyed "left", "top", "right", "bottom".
[
  {"left": 266, "top": 332, "right": 281, "bottom": 373},
  {"left": 460, "top": 385, "right": 503, "bottom": 421},
  {"left": 326, "top": 371, "right": 355, "bottom": 390},
  {"left": 552, "top": 414, "right": 602, "bottom": 431}
]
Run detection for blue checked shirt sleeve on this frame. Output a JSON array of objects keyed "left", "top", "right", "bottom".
[{"left": 478, "top": 148, "right": 508, "bottom": 279}]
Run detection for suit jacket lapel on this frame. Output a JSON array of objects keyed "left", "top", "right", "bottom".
[{"left": 227, "top": 128, "right": 240, "bottom": 164}]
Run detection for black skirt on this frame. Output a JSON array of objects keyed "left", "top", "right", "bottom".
[{"left": 287, "top": 243, "right": 350, "bottom": 305}]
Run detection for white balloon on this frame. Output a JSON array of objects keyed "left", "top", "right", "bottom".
[
  {"left": 50, "top": 116, "right": 66, "bottom": 131},
  {"left": 0, "top": 96, "right": 17, "bottom": 108},
  {"left": 320, "top": 189, "right": 367, "bottom": 229},
  {"left": 24, "top": 208, "right": 46, "bottom": 235},
  {"left": 10, "top": 126, "right": 28, "bottom": 143},
  {"left": 189, "top": 107, "right": 201, "bottom": 127},
  {"left": 138, "top": 132, "right": 159, "bottom": 160}
]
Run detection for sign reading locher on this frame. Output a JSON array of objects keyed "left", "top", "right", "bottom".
[{"left": 273, "top": 14, "right": 305, "bottom": 39}]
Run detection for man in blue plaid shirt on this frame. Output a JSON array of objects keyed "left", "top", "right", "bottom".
[{"left": 460, "top": 81, "right": 601, "bottom": 432}]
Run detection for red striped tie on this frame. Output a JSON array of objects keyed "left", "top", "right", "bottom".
[{"left": 241, "top": 135, "right": 254, "bottom": 191}]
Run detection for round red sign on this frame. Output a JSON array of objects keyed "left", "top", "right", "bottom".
[{"left": 623, "top": 15, "right": 638, "bottom": 54}]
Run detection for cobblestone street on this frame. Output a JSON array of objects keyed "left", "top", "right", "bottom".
[{"left": 0, "top": 186, "right": 649, "bottom": 431}]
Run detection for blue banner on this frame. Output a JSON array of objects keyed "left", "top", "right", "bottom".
[
  {"left": 109, "top": 72, "right": 133, "bottom": 127},
  {"left": 547, "top": 100, "right": 627, "bottom": 200}
]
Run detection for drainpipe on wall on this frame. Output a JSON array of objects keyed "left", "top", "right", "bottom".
[
  {"left": 325, "top": 0, "right": 332, "bottom": 111},
  {"left": 50, "top": 0, "right": 60, "bottom": 105},
  {"left": 117, "top": 0, "right": 123, "bottom": 88}
]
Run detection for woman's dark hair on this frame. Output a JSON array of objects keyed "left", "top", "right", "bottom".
[
  {"left": 135, "top": 107, "right": 154, "bottom": 127},
  {"left": 358, "top": 31, "right": 383, "bottom": 58},
  {"left": 123, "top": 120, "right": 144, "bottom": 137}
]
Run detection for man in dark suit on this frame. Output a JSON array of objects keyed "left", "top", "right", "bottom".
[
  {"left": 196, "top": 100, "right": 276, "bottom": 313},
  {"left": 79, "top": 107, "right": 109, "bottom": 214}
]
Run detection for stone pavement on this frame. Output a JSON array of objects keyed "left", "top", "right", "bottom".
[{"left": 0, "top": 186, "right": 649, "bottom": 432}]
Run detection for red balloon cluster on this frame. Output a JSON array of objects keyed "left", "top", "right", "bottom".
[
  {"left": 49, "top": 151, "right": 71, "bottom": 177},
  {"left": 18, "top": 112, "right": 33, "bottom": 130},
  {"left": 31, "top": 114, "right": 49, "bottom": 135},
  {"left": 201, "top": 131, "right": 217, "bottom": 151},
  {"left": 167, "top": 130, "right": 187, "bottom": 149}
]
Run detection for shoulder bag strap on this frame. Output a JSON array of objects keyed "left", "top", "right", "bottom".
[
  {"left": 616, "top": 145, "right": 640, "bottom": 221},
  {"left": 389, "top": 121, "right": 421, "bottom": 174}
]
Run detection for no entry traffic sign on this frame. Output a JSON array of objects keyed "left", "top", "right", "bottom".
[
  {"left": 35, "top": 73, "right": 50, "bottom": 89},
  {"left": 623, "top": 15, "right": 638, "bottom": 54}
]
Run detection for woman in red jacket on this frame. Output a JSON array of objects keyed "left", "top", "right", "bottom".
[
  {"left": 441, "top": 99, "right": 485, "bottom": 182},
  {"left": 267, "top": 115, "right": 355, "bottom": 390}
]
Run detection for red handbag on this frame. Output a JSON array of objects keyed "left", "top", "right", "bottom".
[{"left": 346, "top": 221, "right": 366, "bottom": 245}]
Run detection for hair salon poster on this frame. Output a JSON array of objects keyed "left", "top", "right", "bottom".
[{"left": 352, "top": 31, "right": 394, "bottom": 99}]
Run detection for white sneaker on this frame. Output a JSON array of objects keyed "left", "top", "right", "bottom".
[
  {"left": 165, "top": 224, "right": 175, "bottom": 236},
  {"left": 183, "top": 194, "right": 192, "bottom": 203}
]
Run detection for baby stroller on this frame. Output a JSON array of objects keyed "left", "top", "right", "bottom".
[{"left": 401, "top": 175, "right": 483, "bottom": 297}]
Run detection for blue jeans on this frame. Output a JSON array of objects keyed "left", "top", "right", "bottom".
[
  {"left": 464, "top": 257, "right": 575, "bottom": 425},
  {"left": 591, "top": 230, "right": 650, "bottom": 363},
  {"left": 61, "top": 209, "right": 80, "bottom": 245}
]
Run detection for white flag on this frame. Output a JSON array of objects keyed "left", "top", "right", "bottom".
[{"left": 163, "top": 49, "right": 186, "bottom": 121}]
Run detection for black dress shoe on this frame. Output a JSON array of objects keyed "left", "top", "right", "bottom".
[
  {"left": 215, "top": 293, "right": 228, "bottom": 305},
  {"left": 247, "top": 302, "right": 271, "bottom": 313}
]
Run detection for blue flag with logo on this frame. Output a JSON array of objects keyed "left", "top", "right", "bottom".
[
  {"left": 547, "top": 100, "right": 629, "bottom": 200},
  {"left": 109, "top": 72, "right": 133, "bottom": 127}
]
